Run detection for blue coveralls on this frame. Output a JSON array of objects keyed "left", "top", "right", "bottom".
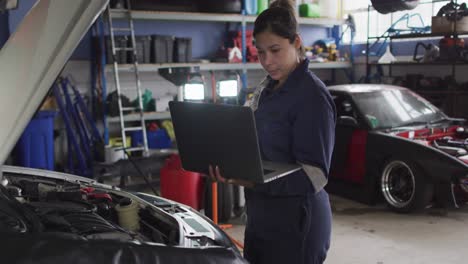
[{"left": 244, "top": 59, "right": 336, "bottom": 264}]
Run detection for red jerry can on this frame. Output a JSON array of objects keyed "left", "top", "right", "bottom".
[{"left": 160, "top": 154, "right": 203, "bottom": 210}]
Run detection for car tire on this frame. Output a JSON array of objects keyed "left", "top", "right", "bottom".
[
  {"left": 380, "top": 159, "right": 433, "bottom": 213},
  {"left": 204, "top": 181, "right": 233, "bottom": 223}
]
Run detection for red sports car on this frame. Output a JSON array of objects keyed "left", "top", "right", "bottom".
[{"left": 327, "top": 84, "right": 468, "bottom": 212}]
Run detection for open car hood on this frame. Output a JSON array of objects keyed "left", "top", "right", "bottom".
[{"left": 0, "top": 0, "right": 108, "bottom": 164}]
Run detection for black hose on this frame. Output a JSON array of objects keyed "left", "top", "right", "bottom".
[
  {"left": 0, "top": 184, "right": 43, "bottom": 232},
  {"left": 123, "top": 150, "right": 159, "bottom": 196}
]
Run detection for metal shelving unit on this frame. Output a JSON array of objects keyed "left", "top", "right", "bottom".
[
  {"left": 105, "top": 61, "right": 352, "bottom": 72},
  {"left": 101, "top": 6, "right": 349, "bottom": 142},
  {"left": 368, "top": 32, "right": 468, "bottom": 40},
  {"left": 107, "top": 111, "right": 171, "bottom": 123},
  {"left": 110, "top": 9, "right": 344, "bottom": 27},
  {"left": 369, "top": 61, "right": 468, "bottom": 65},
  {"left": 364, "top": 1, "right": 468, "bottom": 117}
]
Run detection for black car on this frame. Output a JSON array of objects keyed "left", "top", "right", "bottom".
[{"left": 327, "top": 84, "right": 468, "bottom": 212}]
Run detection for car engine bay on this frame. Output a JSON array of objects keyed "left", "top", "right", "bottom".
[
  {"left": 0, "top": 172, "right": 219, "bottom": 248},
  {"left": 395, "top": 125, "right": 468, "bottom": 161}
]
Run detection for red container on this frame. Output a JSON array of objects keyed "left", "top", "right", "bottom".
[{"left": 160, "top": 154, "right": 203, "bottom": 210}]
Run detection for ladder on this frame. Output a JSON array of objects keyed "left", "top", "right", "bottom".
[{"left": 105, "top": 0, "right": 149, "bottom": 156}]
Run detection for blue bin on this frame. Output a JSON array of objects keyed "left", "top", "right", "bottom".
[
  {"left": 15, "top": 111, "right": 57, "bottom": 170},
  {"left": 131, "top": 129, "right": 172, "bottom": 149}
]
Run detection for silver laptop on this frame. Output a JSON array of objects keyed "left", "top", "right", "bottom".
[{"left": 169, "top": 101, "right": 301, "bottom": 184}]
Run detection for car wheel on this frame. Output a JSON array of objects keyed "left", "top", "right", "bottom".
[{"left": 380, "top": 159, "right": 433, "bottom": 213}]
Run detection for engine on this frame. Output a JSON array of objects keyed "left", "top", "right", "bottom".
[
  {"left": 0, "top": 177, "right": 175, "bottom": 244},
  {"left": 432, "top": 136, "right": 468, "bottom": 157},
  {"left": 395, "top": 125, "right": 468, "bottom": 158}
]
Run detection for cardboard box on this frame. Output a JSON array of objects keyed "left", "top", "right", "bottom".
[{"left": 432, "top": 16, "right": 468, "bottom": 34}]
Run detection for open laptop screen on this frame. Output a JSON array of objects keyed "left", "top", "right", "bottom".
[{"left": 169, "top": 101, "right": 265, "bottom": 183}]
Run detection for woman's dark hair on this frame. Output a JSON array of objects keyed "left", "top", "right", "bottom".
[{"left": 253, "top": 0, "right": 305, "bottom": 57}]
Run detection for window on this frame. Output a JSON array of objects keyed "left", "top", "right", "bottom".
[{"left": 341, "top": 0, "right": 457, "bottom": 43}]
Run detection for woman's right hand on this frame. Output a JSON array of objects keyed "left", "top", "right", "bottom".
[{"left": 208, "top": 165, "right": 255, "bottom": 188}]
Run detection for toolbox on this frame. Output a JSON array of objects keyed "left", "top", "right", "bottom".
[{"left": 432, "top": 16, "right": 468, "bottom": 34}]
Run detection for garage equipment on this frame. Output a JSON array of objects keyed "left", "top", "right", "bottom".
[
  {"left": 413, "top": 42, "right": 439, "bottom": 63},
  {"left": 371, "top": 0, "right": 419, "bottom": 14},
  {"left": 439, "top": 36, "right": 466, "bottom": 61},
  {"left": 53, "top": 78, "right": 103, "bottom": 177},
  {"left": 160, "top": 154, "right": 203, "bottom": 210},
  {"left": 106, "top": 0, "right": 149, "bottom": 156},
  {"left": 432, "top": 1, "right": 468, "bottom": 34}
]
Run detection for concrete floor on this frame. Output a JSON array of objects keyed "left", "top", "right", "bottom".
[{"left": 224, "top": 195, "right": 468, "bottom": 264}]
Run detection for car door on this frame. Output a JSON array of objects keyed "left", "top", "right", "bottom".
[{"left": 330, "top": 92, "right": 368, "bottom": 184}]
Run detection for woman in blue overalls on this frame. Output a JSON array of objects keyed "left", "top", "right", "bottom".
[{"left": 209, "top": 0, "right": 336, "bottom": 263}]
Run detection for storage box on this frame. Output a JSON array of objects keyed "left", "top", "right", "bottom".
[
  {"left": 151, "top": 35, "right": 174, "bottom": 63},
  {"left": 14, "top": 111, "right": 57, "bottom": 170},
  {"left": 131, "top": 129, "right": 172, "bottom": 149},
  {"left": 129, "top": 0, "right": 197, "bottom": 12},
  {"left": 173, "top": 37, "right": 192, "bottom": 63},
  {"left": 109, "top": 137, "right": 131, "bottom": 148},
  {"left": 128, "top": 36, "right": 151, "bottom": 64},
  {"left": 198, "top": 0, "right": 242, "bottom": 13},
  {"left": 299, "top": 3, "right": 320, "bottom": 18},
  {"left": 105, "top": 137, "right": 132, "bottom": 163},
  {"left": 432, "top": 16, "right": 468, "bottom": 34},
  {"left": 105, "top": 35, "right": 129, "bottom": 64}
]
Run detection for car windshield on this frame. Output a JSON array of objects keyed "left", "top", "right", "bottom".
[{"left": 351, "top": 89, "right": 446, "bottom": 129}]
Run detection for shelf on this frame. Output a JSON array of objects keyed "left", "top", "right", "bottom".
[
  {"left": 107, "top": 111, "right": 171, "bottom": 123},
  {"left": 369, "top": 61, "right": 468, "bottom": 66},
  {"left": 110, "top": 9, "right": 344, "bottom": 27},
  {"left": 389, "top": 32, "right": 468, "bottom": 39},
  {"left": 106, "top": 61, "right": 352, "bottom": 72}
]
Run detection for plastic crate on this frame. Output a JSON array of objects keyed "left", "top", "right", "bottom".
[
  {"left": 151, "top": 35, "right": 174, "bottom": 63},
  {"left": 173, "top": 37, "right": 192, "bottom": 63},
  {"left": 105, "top": 35, "right": 129, "bottom": 64},
  {"left": 14, "top": 111, "right": 57, "bottom": 170},
  {"left": 198, "top": 0, "right": 242, "bottom": 13},
  {"left": 109, "top": 137, "right": 131, "bottom": 148},
  {"left": 129, "top": 0, "right": 197, "bottom": 12},
  {"left": 128, "top": 36, "right": 151, "bottom": 64},
  {"left": 131, "top": 129, "right": 172, "bottom": 149}
]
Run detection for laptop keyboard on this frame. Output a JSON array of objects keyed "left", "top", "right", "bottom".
[{"left": 263, "top": 169, "right": 274, "bottom": 175}]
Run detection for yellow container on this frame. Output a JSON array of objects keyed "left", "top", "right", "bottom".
[{"left": 109, "top": 137, "right": 131, "bottom": 148}]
